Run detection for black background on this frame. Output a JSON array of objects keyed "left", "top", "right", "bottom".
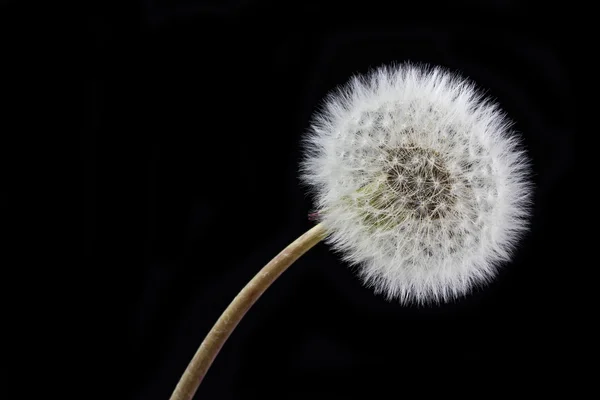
[{"left": 79, "top": 1, "right": 578, "bottom": 398}]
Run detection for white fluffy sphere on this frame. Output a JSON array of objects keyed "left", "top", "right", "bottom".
[{"left": 301, "top": 64, "right": 532, "bottom": 304}]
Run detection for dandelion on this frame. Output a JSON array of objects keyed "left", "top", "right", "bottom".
[
  {"left": 301, "top": 63, "right": 532, "bottom": 303},
  {"left": 169, "top": 63, "right": 532, "bottom": 399}
]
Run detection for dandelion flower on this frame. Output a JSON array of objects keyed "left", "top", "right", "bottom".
[
  {"left": 169, "top": 63, "right": 533, "bottom": 399},
  {"left": 301, "top": 63, "right": 532, "bottom": 303}
]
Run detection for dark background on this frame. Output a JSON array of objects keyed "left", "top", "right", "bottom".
[{"left": 80, "top": 1, "right": 577, "bottom": 398}]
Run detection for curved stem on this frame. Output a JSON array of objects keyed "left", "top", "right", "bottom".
[{"left": 169, "top": 223, "right": 327, "bottom": 400}]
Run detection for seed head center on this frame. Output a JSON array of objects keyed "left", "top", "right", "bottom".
[{"left": 385, "top": 146, "right": 455, "bottom": 220}]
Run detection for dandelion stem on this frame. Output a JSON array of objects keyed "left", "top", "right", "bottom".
[{"left": 169, "top": 223, "right": 327, "bottom": 400}]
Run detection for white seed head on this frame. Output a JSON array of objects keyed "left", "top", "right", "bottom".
[{"left": 300, "top": 64, "right": 532, "bottom": 304}]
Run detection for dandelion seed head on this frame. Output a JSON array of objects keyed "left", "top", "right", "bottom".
[{"left": 300, "top": 63, "right": 532, "bottom": 304}]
